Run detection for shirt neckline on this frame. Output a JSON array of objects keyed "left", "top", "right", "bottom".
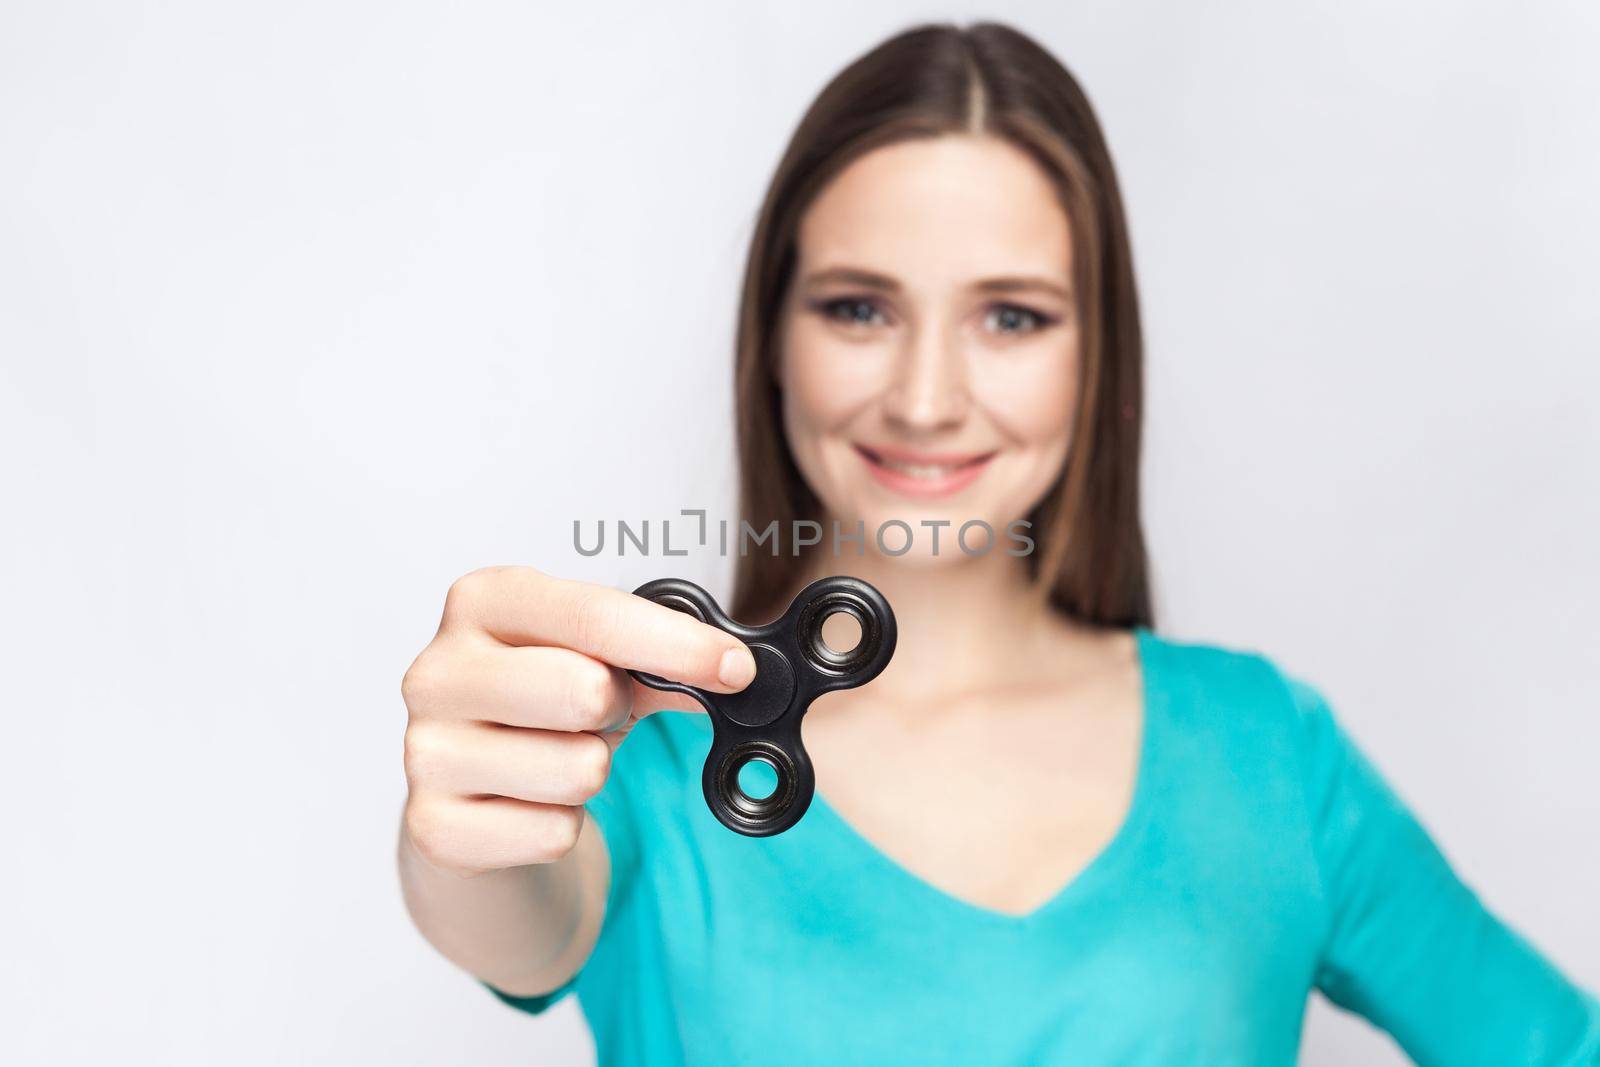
[{"left": 801, "top": 623, "right": 1163, "bottom": 928}]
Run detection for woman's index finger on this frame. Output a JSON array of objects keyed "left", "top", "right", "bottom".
[{"left": 464, "top": 569, "right": 755, "bottom": 694}]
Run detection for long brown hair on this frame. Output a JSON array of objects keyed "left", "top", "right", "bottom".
[{"left": 729, "top": 21, "right": 1153, "bottom": 630}]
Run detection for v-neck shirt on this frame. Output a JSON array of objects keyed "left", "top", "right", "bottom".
[{"left": 489, "top": 626, "right": 1600, "bottom": 1065}]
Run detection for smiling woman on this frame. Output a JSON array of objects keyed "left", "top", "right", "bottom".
[
  {"left": 778, "top": 135, "right": 1081, "bottom": 563},
  {"left": 396, "top": 20, "right": 1600, "bottom": 1067},
  {"left": 731, "top": 31, "right": 1148, "bottom": 627}
]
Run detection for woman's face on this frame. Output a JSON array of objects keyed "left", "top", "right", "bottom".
[{"left": 779, "top": 134, "right": 1080, "bottom": 565}]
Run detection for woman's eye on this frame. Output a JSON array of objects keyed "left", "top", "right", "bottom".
[
  {"left": 818, "top": 298, "right": 888, "bottom": 327},
  {"left": 983, "top": 303, "right": 1051, "bottom": 335}
]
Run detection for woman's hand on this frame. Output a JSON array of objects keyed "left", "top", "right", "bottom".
[{"left": 400, "top": 566, "right": 756, "bottom": 877}]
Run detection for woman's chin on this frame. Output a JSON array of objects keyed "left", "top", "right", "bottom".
[{"left": 871, "top": 545, "right": 978, "bottom": 571}]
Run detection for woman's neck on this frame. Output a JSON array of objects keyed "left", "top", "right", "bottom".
[{"left": 793, "top": 543, "right": 1090, "bottom": 707}]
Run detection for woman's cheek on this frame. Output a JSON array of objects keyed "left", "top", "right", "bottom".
[
  {"left": 968, "top": 349, "right": 1078, "bottom": 445},
  {"left": 780, "top": 323, "right": 888, "bottom": 433}
]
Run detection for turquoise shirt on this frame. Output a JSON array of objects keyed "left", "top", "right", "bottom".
[{"left": 490, "top": 627, "right": 1600, "bottom": 1065}]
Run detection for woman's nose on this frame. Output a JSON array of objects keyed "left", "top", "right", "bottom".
[{"left": 881, "top": 324, "right": 969, "bottom": 431}]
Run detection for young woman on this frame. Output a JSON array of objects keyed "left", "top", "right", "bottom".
[{"left": 397, "top": 22, "right": 1599, "bottom": 1065}]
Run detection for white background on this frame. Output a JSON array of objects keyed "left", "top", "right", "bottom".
[{"left": 3, "top": 2, "right": 1597, "bottom": 1064}]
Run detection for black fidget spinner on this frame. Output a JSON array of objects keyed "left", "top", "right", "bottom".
[{"left": 627, "top": 576, "right": 897, "bottom": 837}]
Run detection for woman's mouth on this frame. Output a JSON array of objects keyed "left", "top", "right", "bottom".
[{"left": 854, "top": 443, "right": 997, "bottom": 499}]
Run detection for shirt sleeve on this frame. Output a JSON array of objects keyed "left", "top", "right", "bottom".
[{"left": 1286, "top": 673, "right": 1600, "bottom": 1066}]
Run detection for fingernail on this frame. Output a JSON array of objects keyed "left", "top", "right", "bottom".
[{"left": 718, "top": 647, "right": 756, "bottom": 689}]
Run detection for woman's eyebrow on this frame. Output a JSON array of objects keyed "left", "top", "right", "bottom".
[
  {"left": 800, "top": 266, "right": 900, "bottom": 292},
  {"left": 974, "top": 276, "right": 1072, "bottom": 299},
  {"left": 799, "top": 268, "right": 1071, "bottom": 300}
]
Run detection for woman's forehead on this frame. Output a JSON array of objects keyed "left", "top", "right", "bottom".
[{"left": 795, "top": 135, "right": 1073, "bottom": 287}]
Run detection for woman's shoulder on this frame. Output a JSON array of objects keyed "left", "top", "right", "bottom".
[
  {"left": 1140, "top": 625, "right": 1335, "bottom": 747},
  {"left": 1139, "top": 627, "right": 1358, "bottom": 848}
]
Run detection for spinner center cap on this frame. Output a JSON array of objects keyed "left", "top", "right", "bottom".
[{"left": 714, "top": 643, "right": 795, "bottom": 728}]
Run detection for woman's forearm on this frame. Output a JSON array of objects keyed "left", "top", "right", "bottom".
[{"left": 397, "top": 810, "right": 610, "bottom": 997}]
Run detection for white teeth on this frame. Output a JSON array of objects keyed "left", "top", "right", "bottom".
[{"left": 879, "top": 458, "right": 961, "bottom": 479}]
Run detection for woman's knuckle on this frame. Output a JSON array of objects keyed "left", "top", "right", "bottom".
[
  {"left": 443, "top": 572, "right": 477, "bottom": 614},
  {"left": 400, "top": 652, "right": 442, "bottom": 709},
  {"left": 404, "top": 800, "right": 447, "bottom": 855},
  {"left": 570, "top": 735, "right": 612, "bottom": 799},
  {"left": 566, "top": 587, "right": 601, "bottom": 648},
  {"left": 444, "top": 567, "right": 499, "bottom": 619},
  {"left": 402, "top": 723, "right": 447, "bottom": 782},
  {"left": 524, "top": 809, "right": 570, "bottom": 862},
  {"left": 567, "top": 661, "right": 613, "bottom": 729},
  {"left": 543, "top": 808, "right": 584, "bottom": 857},
  {"left": 569, "top": 586, "right": 623, "bottom": 658}
]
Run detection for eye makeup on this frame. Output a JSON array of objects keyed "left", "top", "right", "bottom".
[
  {"left": 807, "top": 295, "right": 892, "bottom": 328},
  {"left": 981, "top": 302, "right": 1060, "bottom": 335}
]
